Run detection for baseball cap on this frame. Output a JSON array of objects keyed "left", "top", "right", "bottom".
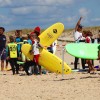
[{"left": 34, "top": 26, "right": 40, "bottom": 33}]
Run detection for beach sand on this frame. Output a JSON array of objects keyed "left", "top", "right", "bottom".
[{"left": 0, "top": 41, "right": 100, "bottom": 100}]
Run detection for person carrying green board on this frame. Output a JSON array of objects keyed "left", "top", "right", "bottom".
[
  {"left": 73, "top": 17, "right": 85, "bottom": 69},
  {"left": 83, "top": 31, "right": 96, "bottom": 73}
]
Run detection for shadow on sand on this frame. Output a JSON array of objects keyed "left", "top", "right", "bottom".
[
  {"left": 53, "top": 78, "right": 75, "bottom": 81},
  {"left": 80, "top": 75, "right": 99, "bottom": 79}
]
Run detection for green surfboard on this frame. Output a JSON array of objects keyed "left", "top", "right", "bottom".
[{"left": 65, "top": 43, "right": 100, "bottom": 60}]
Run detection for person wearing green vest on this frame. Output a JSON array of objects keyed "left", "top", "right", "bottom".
[{"left": 6, "top": 36, "right": 20, "bottom": 75}]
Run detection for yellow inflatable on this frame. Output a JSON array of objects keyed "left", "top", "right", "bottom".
[
  {"left": 21, "top": 44, "right": 71, "bottom": 74},
  {"left": 21, "top": 22, "right": 71, "bottom": 74},
  {"left": 39, "top": 22, "right": 64, "bottom": 47}
]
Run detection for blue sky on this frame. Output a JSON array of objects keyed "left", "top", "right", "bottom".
[{"left": 0, "top": 0, "right": 100, "bottom": 31}]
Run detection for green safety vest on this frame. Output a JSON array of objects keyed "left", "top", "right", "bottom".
[{"left": 8, "top": 43, "right": 17, "bottom": 58}]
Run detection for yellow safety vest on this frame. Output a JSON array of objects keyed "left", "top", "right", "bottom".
[{"left": 8, "top": 43, "right": 17, "bottom": 58}]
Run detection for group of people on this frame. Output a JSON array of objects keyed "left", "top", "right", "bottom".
[
  {"left": 1, "top": 16, "right": 100, "bottom": 75},
  {"left": 74, "top": 17, "right": 100, "bottom": 74},
  {"left": 0, "top": 26, "right": 46, "bottom": 75}
]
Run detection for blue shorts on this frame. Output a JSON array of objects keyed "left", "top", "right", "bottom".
[{"left": 0, "top": 49, "right": 6, "bottom": 60}]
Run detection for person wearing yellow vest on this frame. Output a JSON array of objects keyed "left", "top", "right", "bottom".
[{"left": 6, "top": 36, "right": 20, "bottom": 75}]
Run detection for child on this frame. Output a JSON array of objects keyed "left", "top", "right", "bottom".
[
  {"left": 6, "top": 36, "right": 20, "bottom": 75},
  {"left": 30, "top": 26, "right": 41, "bottom": 37},
  {"left": 15, "top": 30, "right": 23, "bottom": 52},
  {"left": 27, "top": 34, "right": 32, "bottom": 45},
  {"left": 83, "top": 31, "right": 96, "bottom": 73},
  {"left": 15, "top": 30, "right": 23, "bottom": 71},
  {"left": 30, "top": 33, "right": 43, "bottom": 74}
]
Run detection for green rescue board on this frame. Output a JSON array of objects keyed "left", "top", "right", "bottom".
[{"left": 65, "top": 43, "right": 99, "bottom": 60}]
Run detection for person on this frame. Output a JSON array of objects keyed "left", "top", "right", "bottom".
[
  {"left": 0, "top": 27, "right": 6, "bottom": 71},
  {"left": 23, "top": 27, "right": 41, "bottom": 75},
  {"left": 83, "top": 30, "right": 94, "bottom": 66},
  {"left": 94, "top": 35, "right": 98, "bottom": 43},
  {"left": 83, "top": 31, "right": 96, "bottom": 73},
  {"left": 6, "top": 36, "right": 20, "bottom": 75},
  {"left": 15, "top": 30, "right": 23, "bottom": 52},
  {"left": 23, "top": 60, "right": 35, "bottom": 75},
  {"left": 48, "top": 40, "right": 58, "bottom": 54},
  {"left": 19, "top": 35, "right": 33, "bottom": 74},
  {"left": 30, "top": 26, "right": 41, "bottom": 37},
  {"left": 30, "top": 26, "right": 43, "bottom": 75},
  {"left": 27, "top": 34, "right": 32, "bottom": 45},
  {"left": 47, "top": 44, "right": 53, "bottom": 54},
  {"left": 15, "top": 30, "right": 23, "bottom": 71},
  {"left": 52, "top": 40, "right": 57, "bottom": 54},
  {"left": 30, "top": 33, "right": 43, "bottom": 75},
  {"left": 74, "top": 17, "right": 85, "bottom": 69},
  {"left": 88, "top": 31, "right": 94, "bottom": 65}
]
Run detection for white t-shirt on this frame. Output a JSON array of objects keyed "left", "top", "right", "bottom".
[
  {"left": 52, "top": 40, "right": 57, "bottom": 54},
  {"left": 74, "top": 31, "right": 83, "bottom": 43},
  {"left": 32, "top": 40, "right": 40, "bottom": 55},
  {"left": 94, "top": 39, "right": 98, "bottom": 43}
]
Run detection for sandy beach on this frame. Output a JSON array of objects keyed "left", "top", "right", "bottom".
[
  {"left": 0, "top": 41, "right": 100, "bottom": 100},
  {"left": 1, "top": 0, "right": 100, "bottom": 99}
]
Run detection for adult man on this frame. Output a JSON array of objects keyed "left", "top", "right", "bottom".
[
  {"left": 0, "top": 27, "right": 6, "bottom": 71},
  {"left": 74, "top": 17, "right": 85, "bottom": 69}
]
